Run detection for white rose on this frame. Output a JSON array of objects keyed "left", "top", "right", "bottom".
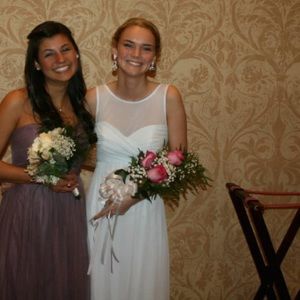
[
  {"left": 41, "top": 151, "right": 52, "bottom": 161},
  {"left": 39, "top": 133, "right": 53, "bottom": 150}
]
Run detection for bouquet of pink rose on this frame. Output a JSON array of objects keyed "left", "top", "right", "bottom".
[
  {"left": 99, "top": 146, "right": 211, "bottom": 204},
  {"left": 90, "top": 146, "right": 211, "bottom": 273}
]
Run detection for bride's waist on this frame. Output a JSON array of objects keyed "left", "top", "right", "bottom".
[{"left": 96, "top": 152, "right": 130, "bottom": 165}]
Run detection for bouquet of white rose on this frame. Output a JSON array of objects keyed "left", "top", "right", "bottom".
[{"left": 26, "top": 127, "right": 81, "bottom": 198}]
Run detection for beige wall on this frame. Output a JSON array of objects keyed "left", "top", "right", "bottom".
[{"left": 0, "top": 0, "right": 299, "bottom": 298}]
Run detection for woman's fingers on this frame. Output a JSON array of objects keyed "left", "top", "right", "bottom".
[
  {"left": 91, "top": 196, "right": 137, "bottom": 221},
  {"left": 63, "top": 173, "right": 78, "bottom": 188},
  {"left": 92, "top": 205, "right": 112, "bottom": 220},
  {"left": 51, "top": 174, "right": 79, "bottom": 192}
]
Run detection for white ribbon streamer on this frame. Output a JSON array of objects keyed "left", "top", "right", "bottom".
[
  {"left": 88, "top": 209, "right": 120, "bottom": 274},
  {"left": 88, "top": 172, "right": 137, "bottom": 274}
]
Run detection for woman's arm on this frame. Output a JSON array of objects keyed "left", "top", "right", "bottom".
[
  {"left": 85, "top": 87, "right": 97, "bottom": 119},
  {"left": 0, "top": 90, "right": 32, "bottom": 183},
  {"left": 166, "top": 85, "right": 187, "bottom": 150}
]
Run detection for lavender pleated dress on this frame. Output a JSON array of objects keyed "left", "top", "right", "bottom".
[{"left": 0, "top": 124, "right": 89, "bottom": 300}]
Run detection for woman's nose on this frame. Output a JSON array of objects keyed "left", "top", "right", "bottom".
[
  {"left": 131, "top": 47, "right": 141, "bottom": 57},
  {"left": 55, "top": 52, "right": 65, "bottom": 63}
]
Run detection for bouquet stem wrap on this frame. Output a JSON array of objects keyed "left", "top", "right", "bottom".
[{"left": 72, "top": 187, "right": 80, "bottom": 199}]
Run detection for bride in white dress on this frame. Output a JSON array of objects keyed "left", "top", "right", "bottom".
[{"left": 85, "top": 17, "right": 187, "bottom": 300}]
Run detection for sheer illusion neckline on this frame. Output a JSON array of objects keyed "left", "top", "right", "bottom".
[
  {"left": 104, "top": 84, "right": 161, "bottom": 104},
  {"left": 99, "top": 121, "right": 167, "bottom": 138}
]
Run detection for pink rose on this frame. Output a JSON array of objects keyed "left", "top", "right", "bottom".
[
  {"left": 167, "top": 150, "right": 184, "bottom": 166},
  {"left": 141, "top": 151, "right": 156, "bottom": 169},
  {"left": 147, "top": 165, "right": 168, "bottom": 183}
]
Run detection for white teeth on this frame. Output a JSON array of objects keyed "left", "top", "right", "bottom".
[
  {"left": 55, "top": 66, "right": 69, "bottom": 72},
  {"left": 128, "top": 61, "right": 142, "bottom": 66}
]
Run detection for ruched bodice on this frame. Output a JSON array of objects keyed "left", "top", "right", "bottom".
[
  {"left": 10, "top": 124, "right": 38, "bottom": 167},
  {"left": 95, "top": 122, "right": 167, "bottom": 163}
]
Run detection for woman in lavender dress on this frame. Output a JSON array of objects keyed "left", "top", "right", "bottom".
[{"left": 0, "top": 21, "right": 96, "bottom": 300}]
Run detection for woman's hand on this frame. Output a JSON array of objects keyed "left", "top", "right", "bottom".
[
  {"left": 92, "top": 195, "right": 138, "bottom": 220},
  {"left": 51, "top": 172, "right": 79, "bottom": 193}
]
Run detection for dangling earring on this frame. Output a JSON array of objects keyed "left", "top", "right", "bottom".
[
  {"left": 112, "top": 54, "right": 118, "bottom": 71},
  {"left": 149, "top": 61, "right": 156, "bottom": 72},
  {"left": 76, "top": 54, "right": 79, "bottom": 59},
  {"left": 34, "top": 61, "right": 40, "bottom": 71}
]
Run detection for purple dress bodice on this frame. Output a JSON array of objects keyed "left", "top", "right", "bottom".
[{"left": 10, "top": 124, "right": 39, "bottom": 167}]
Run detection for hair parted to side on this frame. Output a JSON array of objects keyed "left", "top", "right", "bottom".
[
  {"left": 25, "top": 21, "right": 82, "bottom": 101},
  {"left": 25, "top": 20, "right": 96, "bottom": 144},
  {"left": 112, "top": 17, "right": 161, "bottom": 61}
]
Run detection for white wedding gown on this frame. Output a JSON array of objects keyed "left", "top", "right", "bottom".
[{"left": 86, "top": 84, "right": 169, "bottom": 300}]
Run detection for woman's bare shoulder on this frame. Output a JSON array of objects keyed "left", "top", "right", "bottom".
[
  {"left": 0, "top": 88, "right": 27, "bottom": 109},
  {"left": 166, "top": 84, "right": 181, "bottom": 98}
]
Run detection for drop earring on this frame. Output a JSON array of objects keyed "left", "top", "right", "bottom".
[
  {"left": 34, "top": 61, "right": 40, "bottom": 71},
  {"left": 112, "top": 54, "right": 118, "bottom": 71},
  {"left": 76, "top": 54, "right": 79, "bottom": 59},
  {"left": 149, "top": 61, "right": 156, "bottom": 71}
]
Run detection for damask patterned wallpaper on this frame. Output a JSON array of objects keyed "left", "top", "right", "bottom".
[{"left": 0, "top": 0, "right": 299, "bottom": 299}]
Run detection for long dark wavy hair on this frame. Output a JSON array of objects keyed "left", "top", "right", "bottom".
[{"left": 25, "top": 21, "right": 96, "bottom": 144}]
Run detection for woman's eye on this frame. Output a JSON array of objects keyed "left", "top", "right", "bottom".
[
  {"left": 44, "top": 52, "right": 54, "bottom": 58},
  {"left": 124, "top": 43, "right": 133, "bottom": 48},
  {"left": 62, "top": 47, "right": 71, "bottom": 52}
]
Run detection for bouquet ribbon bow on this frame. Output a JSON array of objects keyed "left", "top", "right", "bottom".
[{"left": 99, "top": 172, "right": 137, "bottom": 204}]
